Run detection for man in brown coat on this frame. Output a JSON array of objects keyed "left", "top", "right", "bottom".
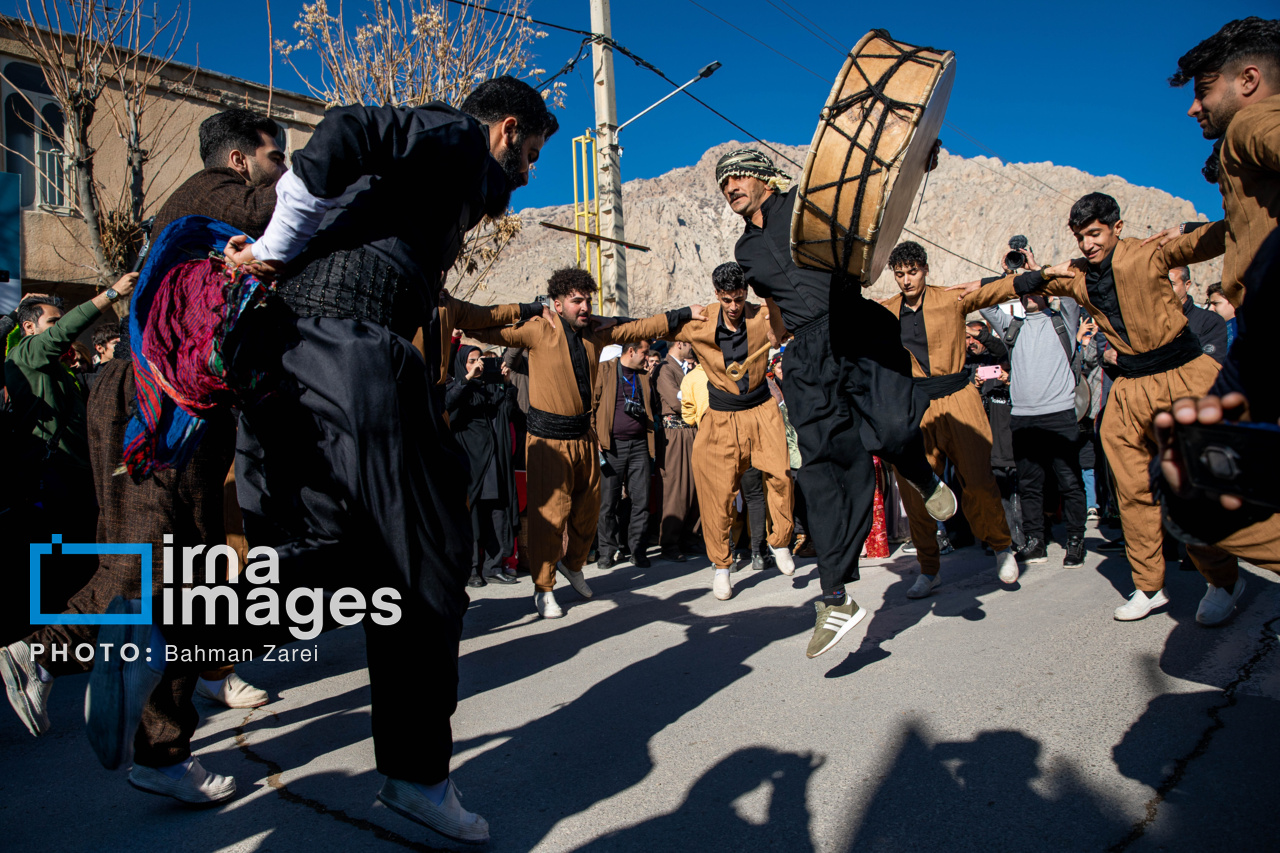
[
  {"left": 652, "top": 340, "right": 699, "bottom": 561},
  {"left": 881, "top": 242, "right": 1022, "bottom": 600},
  {"left": 461, "top": 268, "right": 700, "bottom": 619},
  {"left": 666, "top": 262, "right": 794, "bottom": 601},
  {"left": 956, "top": 193, "right": 1244, "bottom": 623},
  {"left": 0, "top": 108, "right": 283, "bottom": 804}
]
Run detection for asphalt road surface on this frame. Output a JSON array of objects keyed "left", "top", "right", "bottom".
[{"left": 2, "top": 524, "right": 1277, "bottom": 852}]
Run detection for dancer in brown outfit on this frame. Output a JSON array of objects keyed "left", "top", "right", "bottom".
[
  {"left": 881, "top": 242, "right": 1022, "bottom": 599},
  {"left": 669, "top": 262, "right": 794, "bottom": 601},
  {"left": 953, "top": 193, "right": 1238, "bottom": 622},
  {"left": 456, "top": 268, "right": 700, "bottom": 618}
]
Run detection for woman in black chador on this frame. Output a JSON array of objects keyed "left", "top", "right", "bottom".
[{"left": 447, "top": 345, "right": 521, "bottom": 588}]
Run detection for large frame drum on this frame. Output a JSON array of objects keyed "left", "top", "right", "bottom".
[{"left": 791, "top": 30, "right": 955, "bottom": 286}]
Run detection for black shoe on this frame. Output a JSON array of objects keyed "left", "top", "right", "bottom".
[
  {"left": 1097, "top": 539, "right": 1127, "bottom": 552},
  {"left": 467, "top": 570, "right": 486, "bottom": 588},
  {"left": 482, "top": 569, "right": 519, "bottom": 584},
  {"left": 936, "top": 531, "right": 955, "bottom": 556},
  {"left": 1017, "top": 538, "right": 1047, "bottom": 564},
  {"left": 751, "top": 553, "right": 765, "bottom": 571},
  {"left": 633, "top": 554, "right": 651, "bottom": 568},
  {"left": 1063, "top": 536, "right": 1086, "bottom": 568},
  {"left": 618, "top": 547, "right": 631, "bottom": 560},
  {"left": 599, "top": 552, "right": 618, "bottom": 569},
  {"left": 660, "top": 551, "right": 687, "bottom": 563}
]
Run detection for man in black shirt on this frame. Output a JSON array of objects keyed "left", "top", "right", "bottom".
[
  {"left": 593, "top": 340, "right": 657, "bottom": 569},
  {"left": 718, "top": 149, "right": 954, "bottom": 658},
  {"left": 1169, "top": 266, "right": 1229, "bottom": 363}
]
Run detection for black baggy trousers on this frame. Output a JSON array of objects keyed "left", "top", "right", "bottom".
[
  {"left": 781, "top": 291, "right": 932, "bottom": 594},
  {"left": 158, "top": 317, "right": 473, "bottom": 786}
]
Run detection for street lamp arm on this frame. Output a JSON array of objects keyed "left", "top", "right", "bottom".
[{"left": 617, "top": 61, "right": 721, "bottom": 133}]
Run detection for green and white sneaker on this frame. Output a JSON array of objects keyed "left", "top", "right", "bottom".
[{"left": 805, "top": 596, "right": 867, "bottom": 658}]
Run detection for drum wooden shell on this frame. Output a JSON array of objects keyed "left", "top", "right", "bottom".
[{"left": 791, "top": 31, "right": 955, "bottom": 285}]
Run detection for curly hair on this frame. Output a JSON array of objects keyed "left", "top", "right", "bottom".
[
  {"left": 546, "top": 267, "right": 597, "bottom": 301},
  {"left": 711, "top": 262, "right": 746, "bottom": 293},
  {"left": 92, "top": 321, "right": 121, "bottom": 351},
  {"left": 1170, "top": 17, "right": 1280, "bottom": 87},
  {"left": 887, "top": 241, "right": 928, "bottom": 270},
  {"left": 1068, "top": 193, "right": 1122, "bottom": 231}
]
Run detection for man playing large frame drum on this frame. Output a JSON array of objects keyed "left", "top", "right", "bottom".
[{"left": 719, "top": 149, "right": 954, "bottom": 659}]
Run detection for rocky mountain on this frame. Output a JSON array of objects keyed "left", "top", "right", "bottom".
[{"left": 469, "top": 140, "right": 1221, "bottom": 313}]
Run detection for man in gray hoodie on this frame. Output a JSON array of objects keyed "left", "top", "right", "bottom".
[{"left": 981, "top": 282, "right": 1088, "bottom": 568}]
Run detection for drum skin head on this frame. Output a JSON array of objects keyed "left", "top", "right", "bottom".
[{"left": 791, "top": 31, "right": 955, "bottom": 286}]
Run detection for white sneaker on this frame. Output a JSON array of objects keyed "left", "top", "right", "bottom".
[
  {"left": 1114, "top": 589, "right": 1169, "bottom": 621},
  {"left": 1, "top": 641, "right": 52, "bottom": 736},
  {"left": 770, "top": 546, "right": 796, "bottom": 576},
  {"left": 556, "top": 562, "right": 593, "bottom": 599},
  {"left": 534, "top": 590, "right": 563, "bottom": 619},
  {"left": 1196, "top": 578, "right": 1245, "bottom": 626},
  {"left": 128, "top": 757, "right": 237, "bottom": 804},
  {"left": 196, "top": 671, "right": 268, "bottom": 709},
  {"left": 713, "top": 572, "right": 732, "bottom": 601},
  {"left": 995, "top": 548, "right": 1019, "bottom": 584},
  {"left": 906, "top": 573, "right": 939, "bottom": 599},
  {"left": 378, "top": 777, "right": 490, "bottom": 845}
]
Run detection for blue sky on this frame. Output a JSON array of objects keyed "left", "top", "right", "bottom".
[{"left": 174, "top": 0, "right": 1257, "bottom": 217}]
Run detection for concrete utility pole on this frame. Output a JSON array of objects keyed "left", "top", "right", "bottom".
[{"left": 590, "top": 0, "right": 627, "bottom": 315}]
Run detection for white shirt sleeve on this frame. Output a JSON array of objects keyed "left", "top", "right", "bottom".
[{"left": 251, "top": 170, "right": 340, "bottom": 264}]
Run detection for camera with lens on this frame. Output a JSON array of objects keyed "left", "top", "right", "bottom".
[
  {"left": 1004, "top": 235, "right": 1030, "bottom": 271},
  {"left": 623, "top": 397, "right": 647, "bottom": 421}
]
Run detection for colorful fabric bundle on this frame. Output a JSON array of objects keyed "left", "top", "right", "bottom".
[{"left": 123, "top": 215, "right": 272, "bottom": 479}]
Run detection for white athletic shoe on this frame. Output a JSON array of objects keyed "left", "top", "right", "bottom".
[
  {"left": 906, "top": 573, "right": 939, "bottom": 599},
  {"left": 534, "top": 590, "right": 563, "bottom": 619},
  {"left": 1114, "top": 589, "right": 1169, "bottom": 621},
  {"left": 556, "top": 562, "right": 594, "bottom": 599},
  {"left": 996, "top": 548, "right": 1019, "bottom": 584},
  {"left": 196, "top": 671, "right": 268, "bottom": 709},
  {"left": 128, "top": 757, "right": 237, "bottom": 804},
  {"left": 1, "top": 641, "right": 52, "bottom": 737},
  {"left": 712, "top": 572, "right": 732, "bottom": 601},
  {"left": 770, "top": 546, "right": 796, "bottom": 576},
  {"left": 1197, "top": 579, "right": 1245, "bottom": 626},
  {"left": 378, "top": 777, "right": 490, "bottom": 845}
]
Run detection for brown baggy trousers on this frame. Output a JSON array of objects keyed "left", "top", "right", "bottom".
[
  {"left": 659, "top": 427, "right": 700, "bottom": 552},
  {"left": 525, "top": 434, "right": 600, "bottom": 592},
  {"left": 894, "top": 384, "right": 1011, "bottom": 575},
  {"left": 1100, "top": 354, "right": 1238, "bottom": 592},
  {"left": 691, "top": 403, "right": 794, "bottom": 570},
  {"left": 1186, "top": 515, "right": 1280, "bottom": 578}
]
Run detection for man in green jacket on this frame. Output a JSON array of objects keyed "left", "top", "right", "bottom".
[{"left": 3, "top": 273, "right": 137, "bottom": 640}]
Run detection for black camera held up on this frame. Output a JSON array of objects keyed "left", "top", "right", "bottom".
[
  {"left": 1005, "top": 235, "right": 1030, "bottom": 271},
  {"left": 623, "top": 396, "right": 647, "bottom": 421}
]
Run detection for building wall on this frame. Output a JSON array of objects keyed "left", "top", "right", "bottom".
[{"left": 0, "top": 24, "right": 324, "bottom": 306}]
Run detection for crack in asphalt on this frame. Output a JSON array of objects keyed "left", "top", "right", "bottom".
[
  {"left": 232, "top": 710, "right": 447, "bottom": 852},
  {"left": 1107, "top": 614, "right": 1280, "bottom": 852}
]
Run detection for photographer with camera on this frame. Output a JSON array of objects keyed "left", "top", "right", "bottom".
[
  {"left": 446, "top": 344, "right": 522, "bottom": 589},
  {"left": 593, "top": 339, "right": 659, "bottom": 572},
  {"left": 980, "top": 239, "right": 1089, "bottom": 568}
]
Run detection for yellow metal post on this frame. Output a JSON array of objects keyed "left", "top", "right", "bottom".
[{"left": 571, "top": 131, "right": 603, "bottom": 303}]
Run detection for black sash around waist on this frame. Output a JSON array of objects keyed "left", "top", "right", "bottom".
[
  {"left": 914, "top": 371, "right": 970, "bottom": 401},
  {"left": 277, "top": 247, "right": 419, "bottom": 340},
  {"left": 790, "top": 313, "right": 829, "bottom": 339},
  {"left": 1111, "top": 329, "right": 1203, "bottom": 379},
  {"left": 526, "top": 407, "right": 591, "bottom": 440},
  {"left": 707, "top": 382, "right": 773, "bottom": 413}
]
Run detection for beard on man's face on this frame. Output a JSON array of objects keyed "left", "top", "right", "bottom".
[{"left": 479, "top": 139, "right": 525, "bottom": 217}]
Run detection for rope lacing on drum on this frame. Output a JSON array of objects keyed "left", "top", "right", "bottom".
[{"left": 793, "top": 29, "right": 947, "bottom": 279}]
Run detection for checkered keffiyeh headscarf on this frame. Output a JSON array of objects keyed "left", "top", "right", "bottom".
[{"left": 715, "top": 148, "right": 792, "bottom": 193}]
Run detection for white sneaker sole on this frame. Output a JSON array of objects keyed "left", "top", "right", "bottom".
[
  {"left": 128, "top": 768, "right": 237, "bottom": 804},
  {"left": 808, "top": 606, "right": 867, "bottom": 658},
  {"left": 1114, "top": 593, "right": 1169, "bottom": 622},
  {"left": 378, "top": 789, "right": 490, "bottom": 845}
]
